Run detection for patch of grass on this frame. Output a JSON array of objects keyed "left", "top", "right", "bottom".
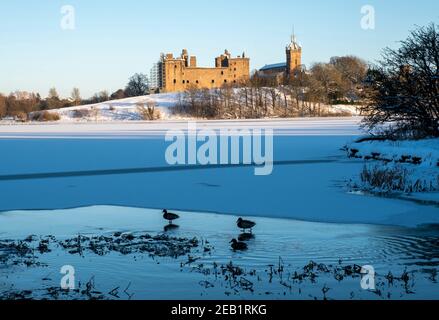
[{"left": 359, "top": 165, "right": 437, "bottom": 193}]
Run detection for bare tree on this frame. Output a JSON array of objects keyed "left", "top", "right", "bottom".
[
  {"left": 311, "top": 63, "right": 345, "bottom": 105},
  {"left": 362, "top": 23, "right": 439, "bottom": 138},
  {"left": 47, "top": 88, "right": 62, "bottom": 109},
  {"left": 287, "top": 70, "right": 309, "bottom": 116},
  {"left": 330, "top": 56, "right": 367, "bottom": 87},
  {"left": 99, "top": 90, "right": 109, "bottom": 102},
  {"left": 266, "top": 77, "right": 280, "bottom": 116},
  {"left": 183, "top": 84, "right": 201, "bottom": 117},
  {"left": 199, "top": 88, "right": 218, "bottom": 119},
  {"left": 71, "top": 87, "right": 81, "bottom": 106},
  {"left": 0, "top": 94, "right": 7, "bottom": 118},
  {"left": 278, "top": 85, "right": 291, "bottom": 117},
  {"left": 48, "top": 87, "right": 59, "bottom": 99}
]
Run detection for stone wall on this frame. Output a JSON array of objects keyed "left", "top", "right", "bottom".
[{"left": 161, "top": 50, "right": 250, "bottom": 93}]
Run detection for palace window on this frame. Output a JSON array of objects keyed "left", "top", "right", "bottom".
[
  {"left": 183, "top": 80, "right": 185, "bottom": 84},
  {"left": 173, "top": 79, "right": 176, "bottom": 84},
  {"left": 212, "top": 80, "right": 215, "bottom": 83}
]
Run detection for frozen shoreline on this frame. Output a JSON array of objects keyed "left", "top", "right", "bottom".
[
  {"left": 345, "top": 137, "right": 439, "bottom": 198},
  {"left": 1, "top": 205, "right": 439, "bottom": 300},
  {"left": 346, "top": 138, "right": 439, "bottom": 168},
  {"left": 0, "top": 117, "right": 363, "bottom": 138}
]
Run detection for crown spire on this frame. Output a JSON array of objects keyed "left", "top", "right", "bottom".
[
  {"left": 291, "top": 25, "right": 295, "bottom": 43},
  {"left": 287, "top": 27, "right": 301, "bottom": 51}
]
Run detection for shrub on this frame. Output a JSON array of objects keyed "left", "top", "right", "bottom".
[
  {"left": 136, "top": 102, "right": 161, "bottom": 120},
  {"left": 30, "top": 111, "right": 60, "bottom": 122},
  {"left": 360, "top": 165, "right": 408, "bottom": 191}
]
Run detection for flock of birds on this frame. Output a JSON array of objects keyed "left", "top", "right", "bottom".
[{"left": 162, "top": 210, "right": 256, "bottom": 251}]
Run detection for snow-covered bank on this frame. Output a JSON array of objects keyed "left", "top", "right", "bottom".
[
  {"left": 345, "top": 138, "right": 439, "bottom": 198},
  {"left": 346, "top": 138, "right": 439, "bottom": 167}
]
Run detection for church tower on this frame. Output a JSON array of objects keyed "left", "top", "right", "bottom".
[{"left": 286, "top": 33, "right": 302, "bottom": 77}]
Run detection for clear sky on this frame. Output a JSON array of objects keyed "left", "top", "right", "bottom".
[{"left": 1, "top": 0, "right": 438, "bottom": 98}]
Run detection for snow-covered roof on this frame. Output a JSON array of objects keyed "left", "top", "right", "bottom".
[{"left": 260, "top": 62, "right": 286, "bottom": 71}]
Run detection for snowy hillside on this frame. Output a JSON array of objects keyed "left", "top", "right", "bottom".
[
  {"left": 37, "top": 91, "right": 361, "bottom": 122},
  {"left": 48, "top": 92, "right": 183, "bottom": 122}
]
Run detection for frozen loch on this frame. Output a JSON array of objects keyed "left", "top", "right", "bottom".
[{"left": 1, "top": 118, "right": 439, "bottom": 300}]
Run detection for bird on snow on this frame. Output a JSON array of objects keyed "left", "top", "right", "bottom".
[
  {"left": 237, "top": 218, "right": 256, "bottom": 233},
  {"left": 163, "top": 209, "right": 180, "bottom": 224},
  {"left": 230, "top": 239, "right": 248, "bottom": 251}
]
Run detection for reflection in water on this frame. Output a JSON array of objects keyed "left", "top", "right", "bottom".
[
  {"left": 238, "top": 233, "right": 255, "bottom": 242},
  {"left": 164, "top": 224, "right": 180, "bottom": 232}
]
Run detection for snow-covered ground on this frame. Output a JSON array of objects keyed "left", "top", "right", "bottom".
[
  {"left": 346, "top": 138, "right": 439, "bottom": 167},
  {"left": 18, "top": 91, "right": 361, "bottom": 122},
  {"left": 47, "top": 92, "right": 183, "bottom": 121},
  {"left": 325, "top": 104, "right": 361, "bottom": 116}
]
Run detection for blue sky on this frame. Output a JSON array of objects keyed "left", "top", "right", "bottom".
[{"left": 1, "top": 0, "right": 438, "bottom": 98}]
